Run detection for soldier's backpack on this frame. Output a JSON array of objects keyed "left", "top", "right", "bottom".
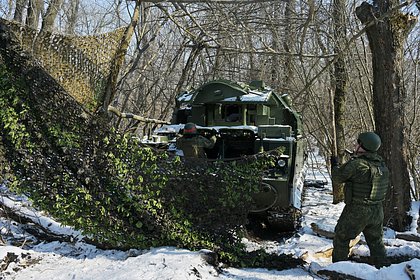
[{"left": 367, "top": 161, "right": 390, "bottom": 202}]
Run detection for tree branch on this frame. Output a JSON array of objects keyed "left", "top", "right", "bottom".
[
  {"left": 108, "top": 105, "right": 171, "bottom": 124},
  {"left": 295, "top": 0, "right": 414, "bottom": 98}
]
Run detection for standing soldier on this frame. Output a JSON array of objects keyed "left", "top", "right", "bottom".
[
  {"left": 176, "top": 123, "right": 216, "bottom": 159},
  {"left": 330, "top": 132, "right": 390, "bottom": 268}
]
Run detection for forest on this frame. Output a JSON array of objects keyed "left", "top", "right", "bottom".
[{"left": 0, "top": 0, "right": 419, "bottom": 263}]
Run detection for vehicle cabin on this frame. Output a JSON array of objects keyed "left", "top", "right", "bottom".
[{"left": 171, "top": 80, "right": 302, "bottom": 160}]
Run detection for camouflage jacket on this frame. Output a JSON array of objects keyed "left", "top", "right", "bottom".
[
  {"left": 176, "top": 135, "right": 216, "bottom": 159},
  {"left": 332, "top": 152, "right": 390, "bottom": 204}
]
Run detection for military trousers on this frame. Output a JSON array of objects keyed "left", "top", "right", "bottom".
[{"left": 332, "top": 202, "right": 386, "bottom": 265}]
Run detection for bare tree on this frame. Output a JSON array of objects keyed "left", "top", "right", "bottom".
[
  {"left": 26, "top": 0, "right": 43, "bottom": 29},
  {"left": 282, "top": 0, "right": 296, "bottom": 91},
  {"left": 356, "top": 1, "right": 417, "bottom": 231},
  {"left": 13, "top": 0, "right": 28, "bottom": 23},
  {"left": 404, "top": 25, "right": 420, "bottom": 200},
  {"left": 101, "top": 0, "right": 142, "bottom": 115},
  {"left": 63, "top": 0, "right": 80, "bottom": 34},
  {"left": 330, "top": 0, "right": 348, "bottom": 203},
  {"left": 41, "top": 0, "right": 64, "bottom": 33}
]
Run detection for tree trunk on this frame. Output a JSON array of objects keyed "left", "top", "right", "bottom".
[
  {"left": 64, "top": 0, "right": 80, "bottom": 34},
  {"left": 100, "top": 0, "right": 141, "bottom": 115},
  {"left": 13, "top": 0, "right": 28, "bottom": 23},
  {"left": 26, "top": 0, "right": 43, "bottom": 29},
  {"left": 282, "top": 0, "right": 295, "bottom": 91},
  {"left": 245, "top": 33, "right": 258, "bottom": 82},
  {"left": 356, "top": 1, "right": 417, "bottom": 231},
  {"left": 41, "top": 0, "right": 64, "bottom": 33},
  {"left": 331, "top": 0, "right": 347, "bottom": 204}
]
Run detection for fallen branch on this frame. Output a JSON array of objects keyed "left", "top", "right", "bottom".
[
  {"left": 1, "top": 196, "right": 128, "bottom": 250},
  {"left": 316, "top": 269, "right": 365, "bottom": 280},
  {"left": 396, "top": 233, "right": 420, "bottom": 242},
  {"left": 312, "top": 222, "right": 420, "bottom": 243},
  {"left": 1, "top": 200, "right": 76, "bottom": 244}
]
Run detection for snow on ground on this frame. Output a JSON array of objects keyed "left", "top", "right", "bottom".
[{"left": 1, "top": 151, "right": 420, "bottom": 279}]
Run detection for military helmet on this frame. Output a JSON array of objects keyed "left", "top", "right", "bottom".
[
  {"left": 357, "top": 132, "right": 381, "bottom": 152},
  {"left": 183, "top": 122, "right": 197, "bottom": 135}
]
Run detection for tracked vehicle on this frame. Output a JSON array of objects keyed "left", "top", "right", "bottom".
[{"left": 147, "top": 80, "right": 306, "bottom": 230}]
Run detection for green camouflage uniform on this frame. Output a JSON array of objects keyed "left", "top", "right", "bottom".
[
  {"left": 176, "top": 135, "right": 216, "bottom": 159},
  {"left": 331, "top": 152, "right": 390, "bottom": 266}
]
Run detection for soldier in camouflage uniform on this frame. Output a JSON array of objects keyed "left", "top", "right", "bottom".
[
  {"left": 176, "top": 123, "right": 216, "bottom": 159},
  {"left": 330, "top": 132, "right": 390, "bottom": 267}
]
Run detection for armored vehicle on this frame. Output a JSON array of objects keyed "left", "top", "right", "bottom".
[{"left": 147, "top": 80, "right": 306, "bottom": 230}]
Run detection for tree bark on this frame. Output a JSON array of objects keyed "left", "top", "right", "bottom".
[
  {"left": 356, "top": 1, "right": 417, "bottom": 231},
  {"left": 26, "top": 0, "right": 43, "bottom": 29},
  {"left": 316, "top": 269, "right": 365, "bottom": 280},
  {"left": 331, "top": 0, "right": 347, "bottom": 204},
  {"left": 13, "top": 0, "right": 28, "bottom": 23},
  {"left": 100, "top": 0, "right": 142, "bottom": 115},
  {"left": 41, "top": 0, "right": 64, "bottom": 33},
  {"left": 65, "top": 0, "right": 80, "bottom": 34},
  {"left": 282, "top": 0, "right": 296, "bottom": 91}
]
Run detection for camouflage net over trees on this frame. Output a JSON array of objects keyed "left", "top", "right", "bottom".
[{"left": 0, "top": 18, "right": 126, "bottom": 111}]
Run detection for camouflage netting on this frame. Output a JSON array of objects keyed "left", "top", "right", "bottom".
[
  {"left": 0, "top": 18, "right": 307, "bottom": 269},
  {"left": 0, "top": 16, "right": 253, "bottom": 246},
  {"left": 0, "top": 18, "right": 126, "bottom": 111}
]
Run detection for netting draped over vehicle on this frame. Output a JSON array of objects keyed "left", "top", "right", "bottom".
[{"left": 1, "top": 19, "right": 126, "bottom": 111}]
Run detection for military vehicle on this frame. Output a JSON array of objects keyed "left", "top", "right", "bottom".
[{"left": 146, "top": 80, "right": 306, "bottom": 230}]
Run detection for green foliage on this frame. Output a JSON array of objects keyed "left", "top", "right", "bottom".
[
  {"left": 0, "top": 64, "right": 32, "bottom": 151},
  {"left": 0, "top": 51, "right": 289, "bottom": 268},
  {"left": 229, "top": 249, "right": 304, "bottom": 269},
  {"left": 47, "top": 124, "right": 81, "bottom": 148}
]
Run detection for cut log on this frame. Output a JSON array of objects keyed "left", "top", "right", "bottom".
[
  {"left": 303, "top": 236, "right": 361, "bottom": 260},
  {"left": 396, "top": 232, "right": 420, "bottom": 242},
  {"left": 316, "top": 269, "right": 365, "bottom": 280},
  {"left": 309, "top": 261, "right": 366, "bottom": 279},
  {"left": 302, "top": 223, "right": 361, "bottom": 260},
  {"left": 311, "top": 222, "right": 335, "bottom": 239},
  {"left": 308, "top": 247, "right": 333, "bottom": 260}
]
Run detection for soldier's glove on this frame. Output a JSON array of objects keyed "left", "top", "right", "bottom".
[{"left": 330, "top": 156, "right": 339, "bottom": 167}]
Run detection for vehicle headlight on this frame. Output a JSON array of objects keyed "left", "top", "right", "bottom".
[{"left": 277, "top": 159, "right": 286, "bottom": 168}]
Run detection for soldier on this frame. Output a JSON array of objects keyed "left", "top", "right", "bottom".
[
  {"left": 330, "top": 132, "right": 390, "bottom": 268},
  {"left": 176, "top": 123, "right": 216, "bottom": 159}
]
